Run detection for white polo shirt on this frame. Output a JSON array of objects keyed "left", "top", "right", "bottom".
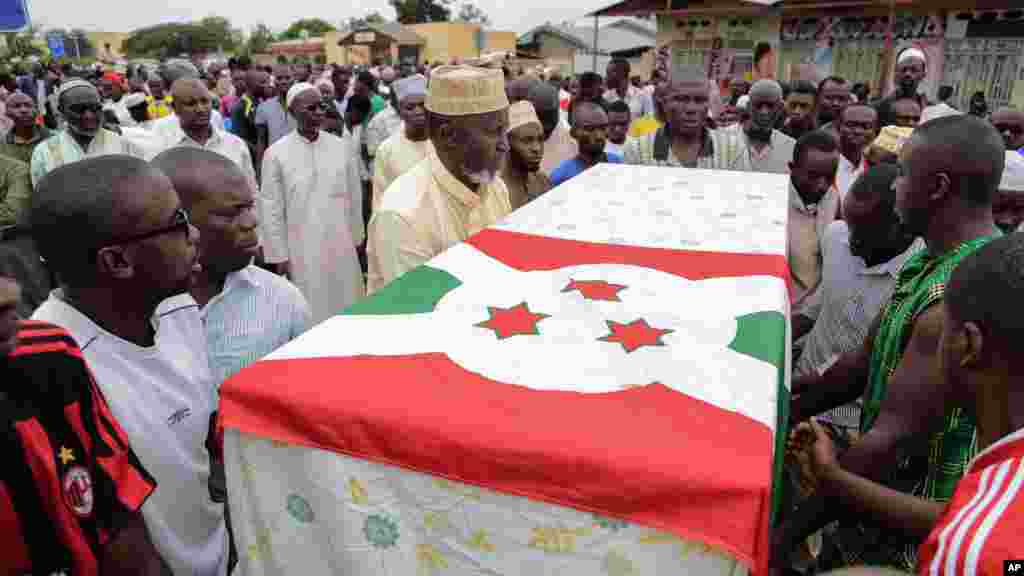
[{"left": 33, "top": 292, "right": 228, "bottom": 576}]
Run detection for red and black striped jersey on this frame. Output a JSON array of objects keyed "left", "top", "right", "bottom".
[{"left": 1, "top": 320, "right": 156, "bottom": 576}]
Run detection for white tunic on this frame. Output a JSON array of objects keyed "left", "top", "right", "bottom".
[{"left": 260, "top": 130, "right": 365, "bottom": 323}]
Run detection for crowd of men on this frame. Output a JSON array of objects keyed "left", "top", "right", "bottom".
[{"left": 2, "top": 44, "right": 1024, "bottom": 576}]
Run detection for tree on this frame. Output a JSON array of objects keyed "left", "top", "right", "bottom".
[
  {"left": 124, "top": 17, "right": 237, "bottom": 59},
  {"left": 456, "top": 2, "right": 490, "bottom": 26},
  {"left": 343, "top": 11, "right": 387, "bottom": 32},
  {"left": 246, "top": 23, "right": 275, "bottom": 54},
  {"left": 280, "top": 18, "right": 336, "bottom": 40},
  {"left": 390, "top": 0, "right": 451, "bottom": 24},
  {"left": 197, "top": 16, "right": 239, "bottom": 52},
  {"left": 3, "top": 23, "right": 44, "bottom": 60}
]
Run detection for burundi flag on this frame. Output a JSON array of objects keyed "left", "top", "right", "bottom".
[{"left": 221, "top": 164, "right": 792, "bottom": 575}]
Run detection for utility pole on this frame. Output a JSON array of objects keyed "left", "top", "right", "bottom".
[{"left": 591, "top": 15, "right": 599, "bottom": 73}]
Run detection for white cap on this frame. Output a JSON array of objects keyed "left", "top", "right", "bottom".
[
  {"left": 286, "top": 82, "right": 318, "bottom": 110},
  {"left": 736, "top": 94, "right": 750, "bottom": 111}
]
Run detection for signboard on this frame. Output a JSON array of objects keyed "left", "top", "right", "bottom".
[
  {"left": 47, "top": 34, "right": 65, "bottom": 58},
  {"left": 473, "top": 27, "right": 486, "bottom": 52},
  {"left": 354, "top": 31, "right": 376, "bottom": 44},
  {"left": 0, "top": 0, "right": 29, "bottom": 32}
]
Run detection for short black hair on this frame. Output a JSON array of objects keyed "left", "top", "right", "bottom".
[
  {"left": 912, "top": 114, "right": 1005, "bottom": 206},
  {"left": 608, "top": 58, "right": 630, "bottom": 73},
  {"left": 570, "top": 100, "right": 606, "bottom": 126},
  {"left": 151, "top": 148, "right": 246, "bottom": 211},
  {"left": 792, "top": 129, "right": 838, "bottom": 166},
  {"left": 839, "top": 102, "right": 878, "bottom": 125},
  {"left": 788, "top": 80, "right": 816, "bottom": 98},
  {"left": 850, "top": 163, "right": 900, "bottom": 215},
  {"left": 947, "top": 234, "right": 1024, "bottom": 350},
  {"left": 31, "top": 155, "right": 157, "bottom": 284},
  {"left": 347, "top": 94, "right": 371, "bottom": 121},
  {"left": 938, "top": 85, "right": 954, "bottom": 102},
  {"left": 357, "top": 71, "right": 377, "bottom": 90},
  {"left": 606, "top": 99, "right": 631, "bottom": 116},
  {"left": 754, "top": 42, "right": 772, "bottom": 65},
  {"left": 579, "top": 72, "right": 603, "bottom": 88},
  {"left": 816, "top": 75, "right": 847, "bottom": 97}
]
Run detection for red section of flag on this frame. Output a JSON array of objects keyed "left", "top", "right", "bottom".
[
  {"left": 467, "top": 228, "right": 791, "bottom": 289},
  {"left": 475, "top": 302, "right": 550, "bottom": 339},
  {"left": 563, "top": 279, "right": 627, "bottom": 301},
  {"left": 220, "top": 353, "right": 773, "bottom": 573},
  {"left": 598, "top": 318, "right": 673, "bottom": 353}
]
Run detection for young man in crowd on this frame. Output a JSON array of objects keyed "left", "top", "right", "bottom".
[
  {"left": 889, "top": 96, "right": 923, "bottom": 128},
  {"left": 816, "top": 76, "right": 851, "bottom": 134},
  {"left": 531, "top": 80, "right": 576, "bottom": 176},
  {"left": 153, "top": 147, "right": 310, "bottom": 384},
  {"left": 146, "top": 74, "right": 173, "bottom": 120},
  {"left": 372, "top": 74, "right": 432, "bottom": 212},
  {"left": 795, "top": 164, "right": 921, "bottom": 440},
  {"left": 261, "top": 83, "right": 364, "bottom": 322},
  {"left": 255, "top": 65, "right": 296, "bottom": 168},
  {"left": 551, "top": 101, "right": 623, "bottom": 187},
  {"left": 31, "top": 156, "right": 229, "bottom": 575},
  {"left": 367, "top": 65, "right": 511, "bottom": 293},
  {"left": 796, "top": 233, "right": 1024, "bottom": 575},
  {"left": 31, "top": 80, "right": 144, "bottom": 188},
  {"left": 603, "top": 58, "right": 654, "bottom": 126},
  {"left": 876, "top": 48, "right": 930, "bottom": 128},
  {"left": 604, "top": 99, "right": 633, "bottom": 157},
  {"left": 151, "top": 78, "right": 255, "bottom": 187},
  {"left": 782, "top": 80, "right": 818, "bottom": 140},
  {"left": 1, "top": 92, "right": 50, "bottom": 164},
  {"left": 501, "top": 100, "right": 551, "bottom": 210},
  {"left": 776, "top": 114, "right": 1005, "bottom": 572},
  {"left": 835, "top": 103, "right": 879, "bottom": 200},
  {"left": 737, "top": 79, "right": 795, "bottom": 174},
  {"left": 1, "top": 274, "right": 168, "bottom": 575},
  {"left": 787, "top": 130, "right": 841, "bottom": 330}
]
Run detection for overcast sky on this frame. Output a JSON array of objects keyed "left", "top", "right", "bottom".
[{"left": 27, "top": 0, "right": 605, "bottom": 36}]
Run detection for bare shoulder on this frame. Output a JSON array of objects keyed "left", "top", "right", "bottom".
[{"left": 908, "top": 303, "right": 944, "bottom": 356}]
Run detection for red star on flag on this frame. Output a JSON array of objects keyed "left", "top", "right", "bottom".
[
  {"left": 562, "top": 279, "right": 627, "bottom": 301},
  {"left": 475, "top": 302, "right": 550, "bottom": 339},
  {"left": 598, "top": 319, "right": 673, "bottom": 353}
]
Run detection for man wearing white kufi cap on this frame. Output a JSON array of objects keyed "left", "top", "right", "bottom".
[
  {"left": 501, "top": 100, "right": 551, "bottom": 210},
  {"left": 372, "top": 74, "right": 433, "bottom": 212},
  {"left": 367, "top": 65, "right": 512, "bottom": 294},
  {"left": 31, "top": 79, "right": 145, "bottom": 187},
  {"left": 993, "top": 151, "right": 1024, "bottom": 233},
  {"left": 876, "top": 46, "right": 930, "bottom": 127},
  {"left": 260, "top": 82, "right": 365, "bottom": 322}
]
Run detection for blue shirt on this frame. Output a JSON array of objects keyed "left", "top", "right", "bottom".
[
  {"left": 550, "top": 153, "right": 623, "bottom": 187},
  {"left": 201, "top": 265, "right": 312, "bottom": 387}
]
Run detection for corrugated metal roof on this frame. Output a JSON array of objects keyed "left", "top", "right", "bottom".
[
  {"left": 338, "top": 22, "right": 425, "bottom": 46},
  {"left": 518, "top": 20, "right": 655, "bottom": 55}
]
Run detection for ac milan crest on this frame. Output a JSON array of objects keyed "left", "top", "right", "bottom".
[{"left": 62, "top": 465, "right": 94, "bottom": 517}]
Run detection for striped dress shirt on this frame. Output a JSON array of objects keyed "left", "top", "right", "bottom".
[{"left": 201, "top": 265, "right": 312, "bottom": 388}]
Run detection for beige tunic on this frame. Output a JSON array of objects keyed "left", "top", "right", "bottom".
[
  {"left": 788, "top": 182, "right": 840, "bottom": 314},
  {"left": 367, "top": 147, "right": 512, "bottom": 294},
  {"left": 371, "top": 130, "right": 433, "bottom": 212}
]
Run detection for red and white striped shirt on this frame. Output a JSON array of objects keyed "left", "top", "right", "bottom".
[{"left": 918, "top": 427, "right": 1024, "bottom": 576}]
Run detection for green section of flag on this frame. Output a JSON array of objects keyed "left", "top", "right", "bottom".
[
  {"left": 727, "top": 311, "right": 789, "bottom": 525},
  {"left": 345, "top": 266, "right": 461, "bottom": 316}
]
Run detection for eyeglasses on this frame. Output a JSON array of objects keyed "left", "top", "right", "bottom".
[
  {"left": 104, "top": 208, "right": 191, "bottom": 247},
  {"left": 67, "top": 103, "right": 103, "bottom": 116}
]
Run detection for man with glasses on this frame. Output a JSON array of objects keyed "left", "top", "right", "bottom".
[
  {"left": 31, "top": 155, "right": 229, "bottom": 576},
  {"left": 990, "top": 107, "right": 1024, "bottom": 155},
  {"left": 30, "top": 79, "right": 144, "bottom": 188},
  {"left": 152, "top": 78, "right": 255, "bottom": 187},
  {"left": 261, "top": 83, "right": 364, "bottom": 323}
]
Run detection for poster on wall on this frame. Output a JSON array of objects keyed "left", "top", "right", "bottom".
[{"left": 781, "top": 13, "right": 944, "bottom": 41}]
